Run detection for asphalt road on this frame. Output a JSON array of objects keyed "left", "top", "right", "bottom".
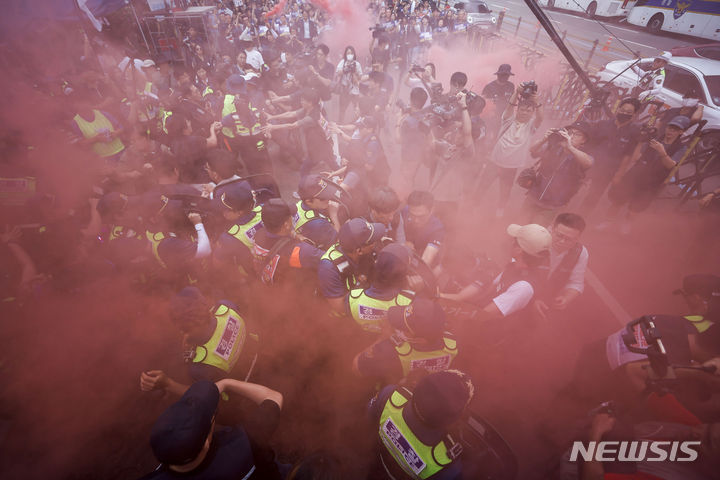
[{"left": 489, "top": 0, "right": 707, "bottom": 69}]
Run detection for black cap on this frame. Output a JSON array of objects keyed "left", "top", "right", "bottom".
[
  {"left": 298, "top": 175, "right": 335, "bottom": 201},
  {"left": 217, "top": 182, "right": 254, "bottom": 212},
  {"left": 150, "top": 380, "right": 219, "bottom": 465},
  {"left": 495, "top": 64, "right": 514, "bottom": 75},
  {"left": 168, "top": 287, "right": 210, "bottom": 325},
  {"left": 674, "top": 274, "right": 720, "bottom": 299},
  {"left": 388, "top": 298, "right": 446, "bottom": 340},
  {"left": 565, "top": 120, "right": 592, "bottom": 139},
  {"left": 374, "top": 243, "right": 411, "bottom": 281},
  {"left": 412, "top": 371, "right": 474, "bottom": 428},
  {"left": 225, "top": 74, "right": 247, "bottom": 95},
  {"left": 338, "top": 218, "right": 386, "bottom": 252}
]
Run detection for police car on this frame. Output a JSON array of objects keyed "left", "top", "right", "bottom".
[
  {"left": 597, "top": 55, "right": 720, "bottom": 134},
  {"left": 457, "top": 1, "right": 498, "bottom": 29}
]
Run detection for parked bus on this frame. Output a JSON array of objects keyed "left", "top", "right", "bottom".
[
  {"left": 626, "top": 0, "right": 720, "bottom": 40},
  {"left": 538, "top": 0, "right": 637, "bottom": 18}
]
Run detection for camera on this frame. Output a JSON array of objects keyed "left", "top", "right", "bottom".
[
  {"left": 638, "top": 125, "right": 658, "bottom": 142},
  {"left": 410, "top": 63, "right": 425, "bottom": 74},
  {"left": 342, "top": 60, "right": 356, "bottom": 75},
  {"left": 519, "top": 80, "right": 538, "bottom": 99}
]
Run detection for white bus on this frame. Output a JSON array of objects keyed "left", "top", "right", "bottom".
[
  {"left": 626, "top": 0, "right": 720, "bottom": 40},
  {"left": 537, "top": 0, "right": 638, "bottom": 18}
]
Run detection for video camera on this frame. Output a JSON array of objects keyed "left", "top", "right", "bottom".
[
  {"left": 427, "top": 88, "right": 486, "bottom": 127},
  {"left": 519, "top": 80, "right": 538, "bottom": 100},
  {"left": 342, "top": 59, "right": 357, "bottom": 75}
]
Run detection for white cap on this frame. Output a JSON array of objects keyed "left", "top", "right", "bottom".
[
  {"left": 656, "top": 51, "right": 671, "bottom": 62},
  {"left": 141, "top": 59, "right": 156, "bottom": 68},
  {"left": 506, "top": 224, "right": 552, "bottom": 257}
]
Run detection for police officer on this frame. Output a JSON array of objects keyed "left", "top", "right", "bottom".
[
  {"left": 213, "top": 182, "right": 263, "bottom": 284},
  {"left": 252, "top": 199, "right": 324, "bottom": 287},
  {"left": 632, "top": 51, "right": 670, "bottom": 99},
  {"left": 318, "top": 218, "right": 385, "bottom": 316},
  {"left": 140, "top": 287, "right": 259, "bottom": 395},
  {"left": 142, "top": 196, "right": 212, "bottom": 287},
  {"left": 220, "top": 75, "right": 269, "bottom": 175},
  {"left": 368, "top": 370, "right": 474, "bottom": 480},
  {"left": 293, "top": 174, "right": 339, "bottom": 249},
  {"left": 353, "top": 298, "right": 458, "bottom": 384},
  {"left": 346, "top": 243, "right": 415, "bottom": 333}
]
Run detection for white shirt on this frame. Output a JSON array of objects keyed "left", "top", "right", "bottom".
[
  {"left": 303, "top": 20, "right": 311, "bottom": 38},
  {"left": 491, "top": 272, "right": 535, "bottom": 317},
  {"left": 548, "top": 245, "right": 588, "bottom": 293},
  {"left": 490, "top": 115, "right": 537, "bottom": 168},
  {"left": 244, "top": 48, "right": 264, "bottom": 71}
]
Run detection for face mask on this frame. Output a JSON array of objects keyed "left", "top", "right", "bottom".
[
  {"left": 615, "top": 112, "right": 632, "bottom": 123},
  {"left": 346, "top": 54, "right": 354, "bottom": 61},
  {"left": 682, "top": 98, "right": 699, "bottom": 107}
]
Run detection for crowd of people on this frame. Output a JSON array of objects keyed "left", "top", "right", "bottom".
[{"left": 2, "top": 0, "right": 720, "bottom": 479}]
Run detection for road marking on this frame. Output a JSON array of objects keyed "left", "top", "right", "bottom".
[{"left": 586, "top": 269, "right": 632, "bottom": 326}]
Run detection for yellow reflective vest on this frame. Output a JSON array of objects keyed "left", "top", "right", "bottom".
[
  {"left": 347, "top": 289, "right": 415, "bottom": 333},
  {"left": 73, "top": 110, "right": 125, "bottom": 158},
  {"left": 221, "top": 94, "right": 262, "bottom": 138},
  {"left": 192, "top": 304, "right": 248, "bottom": 373},
  {"left": 378, "top": 389, "right": 459, "bottom": 479},
  {"left": 393, "top": 335, "right": 458, "bottom": 377}
]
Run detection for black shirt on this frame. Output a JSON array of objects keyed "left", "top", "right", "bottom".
[{"left": 591, "top": 120, "right": 641, "bottom": 176}]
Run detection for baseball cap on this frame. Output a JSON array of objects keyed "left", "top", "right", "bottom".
[
  {"left": 565, "top": 120, "right": 592, "bottom": 139},
  {"left": 217, "top": 182, "right": 254, "bottom": 212},
  {"left": 150, "top": 380, "right": 219, "bottom": 465},
  {"left": 506, "top": 224, "right": 551, "bottom": 257},
  {"left": 655, "top": 51, "right": 671, "bottom": 62},
  {"left": 411, "top": 371, "right": 474, "bottom": 428},
  {"left": 495, "top": 64, "right": 513, "bottom": 75},
  {"left": 374, "top": 243, "right": 411, "bottom": 284},
  {"left": 338, "top": 218, "right": 386, "bottom": 252},
  {"left": 667, "top": 115, "right": 690, "bottom": 130},
  {"left": 141, "top": 59, "right": 156, "bottom": 68},
  {"left": 673, "top": 274, "right": 720, "bottom": 299},
  {"left": 225, "top": 74, "right": 247, "bottom": 95},
  {"left": 388, "top": 298, "right": 446, "bottom": 340},
  {"left": 298, "top": 175, "right": 335, "bottom": 201},
  {"left": 168, "top": 287, "right": 210, "bottom": 325}
]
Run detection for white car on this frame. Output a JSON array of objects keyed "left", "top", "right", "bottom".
[
  {"left": 597, "top": 55, "right": 720, "bottom": 132},
  {"left": 456, "top": 1, "right": 498, "bottom": 29}
]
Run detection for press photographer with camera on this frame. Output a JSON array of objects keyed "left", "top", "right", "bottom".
[
  {"left": 474, "top": 80, "right": 543, "bottom": 218},
  {"left": 598, "top": 116, "right": 690, "bottom": 234},
  {"left": 403, "top": 62, "right": 436, "bottom": 97},
  {"left": 396, "top": 87, "right": 431, "bottom": 187},
  {"left": 524, "top": 121, "right": 593, "bottom": 225},
  {"left": 334, "top": 46, "right": 363, "bottom": 123}
]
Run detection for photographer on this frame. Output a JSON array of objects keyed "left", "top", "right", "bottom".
[
  {"left": 524, "top": 122, "right": 594, "bottom": 225},
  {"left": 396, "top": 87, "right": 431, "bottom": 186},
  {"left": 334, "top": 46, "right": 363, "bottom": 123},
  {"left": 428, "top": 90, "right": 477, "bottom": 221},
  {"left": 482, "top": 64, "right": 516, "bottom": 138},
  {"left": 403, "top": 62, "right": 436, "bottom": 97},
  {"left": 598, "top": 116, "right": 689, "bottom": 234},
  {"left": 474, "top": 81, "right": 543, "bottom": 218}
]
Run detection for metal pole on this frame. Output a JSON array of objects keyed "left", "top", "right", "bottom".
[
  {"left": 561, "top": 29, "right": 567, "bottom": 43},
  {"left": 533, "top": 23, "right": 541, "bottom": 46},
  {"left": 130, "top": 0, "right": 152, "bottom": 56},
  {"left": 515, "top": 17, "right": 522, "bottom": 37},
  {"left": 584, "top": 39, "right": 598, "bottom": 69},
  {"left": 496, "top": 10, "right": 505, "bottom": 32}
]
